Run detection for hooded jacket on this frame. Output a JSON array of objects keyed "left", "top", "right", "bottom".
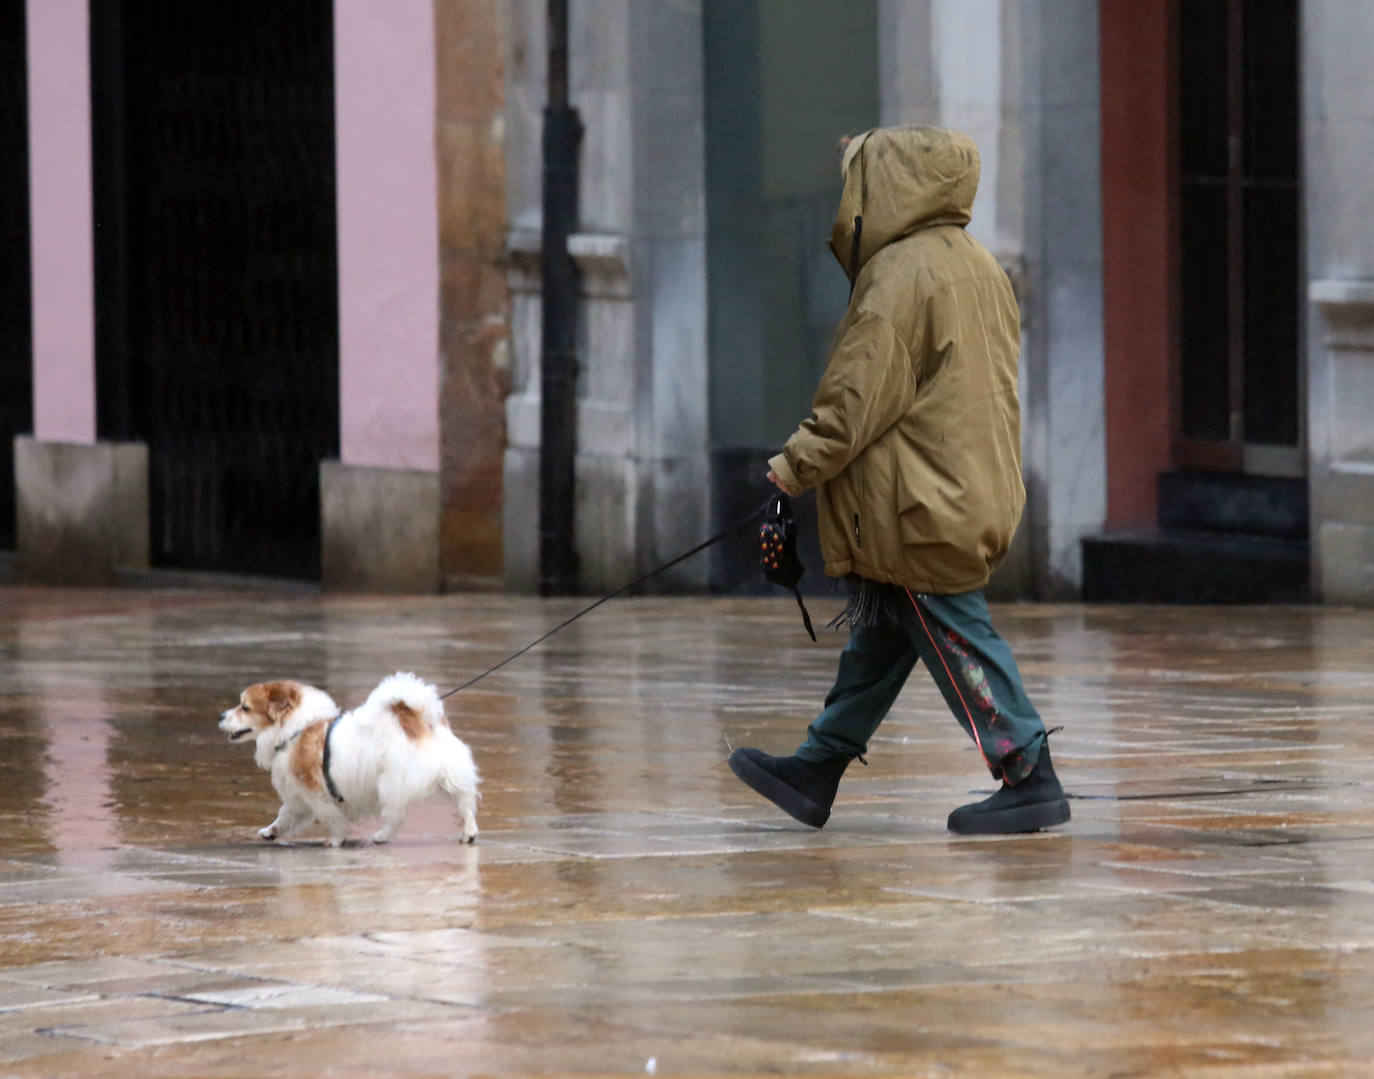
[{"left": 767, "top": 126, "right": 1024, "bottom": 594}]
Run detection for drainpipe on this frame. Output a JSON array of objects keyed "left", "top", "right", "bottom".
[{"left": 538, "top": 0, "right": 583, "bottom": 595}]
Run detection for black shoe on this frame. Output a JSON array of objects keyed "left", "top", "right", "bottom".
[
  {"left": 728, "top": 748, "right": 850, "bottom": 828},
  {"left": 947, "top": 740, "right": 1070, "bottom": 835}
]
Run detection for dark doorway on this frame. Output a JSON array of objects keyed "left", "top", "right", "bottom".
[
  {"left": 1177, "top": 0, "right": 1301, "bottom": 472},
  {"left": 91, "top": 1, "right": 338, "bottom": 579},
  {"left": 0, "top": 0, "right": 33, "bottom": 550}
]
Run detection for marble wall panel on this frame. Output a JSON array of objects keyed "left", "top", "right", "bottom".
[
  {"left": 14, "top": 438, "right": 148, "bottom": 585},
  {"left": 581, "top": 298, "right": 636, "bottom": 409},
  {"left": 1303, "top": 2, "right": 1374, "bottom": 605},
  {"left": 646, "top": 237, "right": 710, "bottom": 462},
  {"left": 574, "top": 456, "right": 636, "bottom": 595},
  {"left": 321, "top": 461, "right": 440, "bottom": 593},
  {"left": 501, "top": 446, "right": 539, "bottom": 592},
  {"left": 1318, "top": 522, "right": 1374, "bottom": 606}
]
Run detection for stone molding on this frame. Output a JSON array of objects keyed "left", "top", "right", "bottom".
[
  {"left": 1310, "top": 279, "right": 1374, "bottom": 604},
  {"left": 506, "top": 226, "right": 632, "bottom": 298},
  {"left": 506, "top": 396, "right": 632, "bottom": 456},
  {"left": 1311, "top": 278, "right": 1374, "bottom": 349}
]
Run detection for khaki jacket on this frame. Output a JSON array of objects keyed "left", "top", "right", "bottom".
[{"left": 768, "top": 127, "right": 1024, "bottom": 594}]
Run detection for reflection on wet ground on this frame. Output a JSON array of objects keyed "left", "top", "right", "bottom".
[{"left": 1, "top": 586, "right": 1373, "bottom": 1075}]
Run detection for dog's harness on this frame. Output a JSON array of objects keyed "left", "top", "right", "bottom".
[
  {"left": 272, "top": 716, "right": 346, "bottom": 805},
  {"left": 321, "top": 714, "right": 346, "bottom": 804}
]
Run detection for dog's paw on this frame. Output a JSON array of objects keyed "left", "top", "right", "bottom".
[
  {"left": 259, "top": 825, "right": 278, "bottom": 841},
  {"left": 370, "top": 830, "right": 392, "bottom": 845},
  {"left": 460, "top": 828, "right": 478, "bottom": 844}
]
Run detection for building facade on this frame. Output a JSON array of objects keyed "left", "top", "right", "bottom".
[
  {"left": 500, "top": 0, "right": 1374, "bottom": 605},
  {"left": 5, "top": 0, "right": 1372, "bottom": 604},
  {"left": 6, "top": 0, "right": 507, "bottom": 591}
]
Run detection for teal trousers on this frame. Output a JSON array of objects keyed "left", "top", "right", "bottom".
[{"left": 796, "top": 589, "right": 1047, "bottom": 784}]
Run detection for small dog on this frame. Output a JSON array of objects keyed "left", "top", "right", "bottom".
[{"left": 219, "top": 671, "right": 478, "bottom": 846}]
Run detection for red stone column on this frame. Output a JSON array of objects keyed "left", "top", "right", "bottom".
[
  {"left": 1099, "top": 0, "right": 1176, "bottom": 529},
  {"left": 435, "top": 0, "right": 510, "bottom": 590}
]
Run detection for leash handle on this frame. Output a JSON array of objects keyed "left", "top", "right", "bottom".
[
  {"left": 440, "top": 498, "right": 773, "bottom": 699},
  {"left": 759, "top": 493, "right": 816, "bottom": 642}
]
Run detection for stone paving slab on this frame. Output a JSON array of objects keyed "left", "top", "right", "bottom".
[{"left": 2, "top": 589, "right": 1374, "bottom": 1075}]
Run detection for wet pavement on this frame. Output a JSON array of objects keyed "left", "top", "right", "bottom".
[{"left": 1, "top": 586, "right": 1373, "bottom": 1076}]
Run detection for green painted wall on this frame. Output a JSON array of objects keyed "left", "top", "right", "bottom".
[{"left": 704, "top": 0, "right": 880, "bottom": 450}]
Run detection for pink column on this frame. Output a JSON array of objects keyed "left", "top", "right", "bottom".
[
  {"left": 26, "top": 0, "right": 95, "bottom": 444},
  {"left": 334, "top": 0, "right": 440, "bottom": 472}
]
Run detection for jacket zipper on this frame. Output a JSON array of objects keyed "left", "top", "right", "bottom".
[{"left": 853, "top": 513, "right": 862, "bottom": 549}]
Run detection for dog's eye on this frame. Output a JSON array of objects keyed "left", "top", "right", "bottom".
[{"left": 240, "top": 704, "right": 252, "bottom": 713}]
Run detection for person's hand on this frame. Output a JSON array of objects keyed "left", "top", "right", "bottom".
[{"left": 767, "top": 469, "right": 801, "bottom": 496}]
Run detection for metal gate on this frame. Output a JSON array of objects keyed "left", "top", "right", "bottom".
[
  {"left": 0, "top": 0, "right": 32, "bottom": 551},
  {"left": 92, "top": 1, "right": 338, "bottom": 578}
]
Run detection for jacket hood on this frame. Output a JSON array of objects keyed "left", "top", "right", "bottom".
[{"left": 831, "top": 126, "right": 981, "bottom": 281}]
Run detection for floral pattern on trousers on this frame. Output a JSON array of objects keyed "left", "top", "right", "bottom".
[{"left": 798, "top": 586, "right": 1048, "bottom": 785}]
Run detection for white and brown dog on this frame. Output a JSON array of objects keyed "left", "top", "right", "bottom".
[{"left": 219, "top": 672, "right": 478, "bottom": 846}]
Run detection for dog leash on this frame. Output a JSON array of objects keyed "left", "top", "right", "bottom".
[{"left": 439, "top": 496, "right": 797, "bottom": 700}]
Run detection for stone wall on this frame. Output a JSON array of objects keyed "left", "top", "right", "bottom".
[{"left": 436, "top": 0, "right": 510, "bottom": 591}]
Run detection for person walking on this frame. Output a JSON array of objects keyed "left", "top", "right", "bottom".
[{"left": 729, "top": 126, "right": 1069, "bottom": 835}]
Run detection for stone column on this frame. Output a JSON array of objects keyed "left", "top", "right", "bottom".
[
  {"left": 502, "top": 0, "right": 709, "bottom": 594},
  {"left": 435, "top": 0, "right": 510, "bottom": 593},
  {"left": 1304, "top": 2, "right": 1374, "bottom": 605},
  {"left": 17, "top": 0, "right": 148, "bottom": 585},
  {"left": 1308, "top": 278, "right": 1374, "bottom": 603}
]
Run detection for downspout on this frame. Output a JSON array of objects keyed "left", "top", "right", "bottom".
[{"left": 538, "top": 0, "right": 582, "bottom": 595}]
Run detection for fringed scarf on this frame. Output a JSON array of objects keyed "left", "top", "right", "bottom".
[{"left": 827, "top": 575, "right": 910, "bottom": 631}]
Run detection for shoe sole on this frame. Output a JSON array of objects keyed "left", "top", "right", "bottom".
[
  {"left": 947, "top": 797, "right": 1071, "bottom": 836},
  {"left": 728, "top": 751, "right": 830, "bottom": 828}
]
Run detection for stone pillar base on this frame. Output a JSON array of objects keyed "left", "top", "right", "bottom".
[
  {"left": 321, "top": 460, "right": 440, "bottom": 592},
  {"left": 15, "top": 436, "right": 150, "bottom": 585},
  {"left": 1311, "top": 279, "right": 1374, "bottom": 606}
]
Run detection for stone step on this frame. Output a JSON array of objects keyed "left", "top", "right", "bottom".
[
  {"left": 1158, "top": 471, "right": 1308, "bottom": 540},
  {"left": 1081, "top": 530, "right": 1310, "bottom": 603}
]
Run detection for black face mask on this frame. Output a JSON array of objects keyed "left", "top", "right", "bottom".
[{"left": 759, "top": 493, "right": 816, "bottom": 642}]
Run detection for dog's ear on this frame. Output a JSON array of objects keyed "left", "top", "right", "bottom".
[{"left": 263, "top": 682, "right": 300, "bottom": 723}]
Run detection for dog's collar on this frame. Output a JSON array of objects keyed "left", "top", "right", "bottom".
[
  {"left": 322, "top": 714, "right": 346, "bottom": 804},
  {"left": 272, "top": 726, "right": 308, "bottom": 755}
]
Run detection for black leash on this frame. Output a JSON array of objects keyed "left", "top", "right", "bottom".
[{"left": 439, "top": 497, "right": 781, "bottom": 699}]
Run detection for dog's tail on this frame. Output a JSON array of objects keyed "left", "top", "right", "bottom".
[{"left": 368, "top": 671, "right": 451, "bottom": 740}]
